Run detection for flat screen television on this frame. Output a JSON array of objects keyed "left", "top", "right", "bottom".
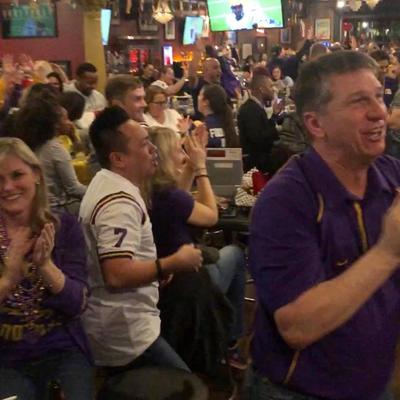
[
  {"left": 101, "top": 9, "right": 111, "bottom": 45},
  {"left": 207, "top": 0, "right": 284, "bottom": 32},
  {"left": 1, "top": 3, "right": 57, "bottom": 38},
  {"left": 183, "top": 16, "right": 204, "bottom": 45}
]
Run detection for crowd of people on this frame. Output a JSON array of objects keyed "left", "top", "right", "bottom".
[{"left": 1, "top": 31, "right": 400, "bottom": 400}]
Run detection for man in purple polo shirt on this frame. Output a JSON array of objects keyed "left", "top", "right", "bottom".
[{"left": 248, "top": 50, "right": 400, "bottom": 400}]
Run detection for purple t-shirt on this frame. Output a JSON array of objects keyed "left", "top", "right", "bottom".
[
  {"left": 0, "top": 213, "right": 91, "bottom": 366},
  {"left": 150, "top": 188, "right": 195, "bottom": 258},
  {"left": 249, "top": 147, "right": 400, "bottom": 400}
]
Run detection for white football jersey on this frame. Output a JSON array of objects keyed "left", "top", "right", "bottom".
[{"left": 79, "top": 168, "right": 160, "bottom": 366}]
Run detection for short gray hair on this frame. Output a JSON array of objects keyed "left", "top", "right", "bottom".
[{"left": 294, "top": 51, "right": 380, "bottom": 120}]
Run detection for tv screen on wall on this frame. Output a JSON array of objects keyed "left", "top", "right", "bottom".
[
  {"left": 1, "top": 3, "right": 57, "bottom": 38},
  {"left": 207, "top": 0, "right": 284, "bottom": 32},
  {"left": 183, "top": 16, "right": 204, "bottom": 45},
  {"left": 101, "top": 9, "right": 111, "bottom": 45}
]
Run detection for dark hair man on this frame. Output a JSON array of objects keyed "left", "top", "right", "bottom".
[
  {"left": 248, "top": 50, "right": 400, "bottom": 400},
  {"left": 80, "top": 106, "right": 202, "bottom": 372},
  {"left": 64, "top": 62, "right": 106, "bottom": 112},
  {"left": 237, "top": 73, "right": 281, "bottom": 172}
]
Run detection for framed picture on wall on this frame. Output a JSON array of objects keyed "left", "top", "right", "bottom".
[
  {"left": 226, "top": 30, "right": 237, "bottom": 45},
  {"left": 138, "top": 12, "right": 159, "bottom": 33},
  {"left": 280, "top": 28, "right": 291, "bottom": 44},
  {"left": 315, "top": 18, "right": 331, "bottom": 40},
  {"left": 111, "top": 0, "right": 120, "bottom": 25},
  {"left": 255, "top": 37, "right": 267, "bottom": 53},
  {"left": 164, "top": 19, "right": 175, "bottom": 40}
]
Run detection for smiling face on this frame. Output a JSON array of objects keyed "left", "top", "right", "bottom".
[
  {"left": 76, "top": 71, "right": 98, "bottom": 96},
  {"left": 114, "top": 87, "right": 147, "bottom": 122},
  {"left": 303, "top": 69, "right": 387, "bottom": 168},
  {"left": 0, "top": 154, "right": 38, "bottom": 219},
  {"left": 115, "top": 120, "right": 158, "bottom": 183},
  {"left": 148, "top": 93, "right": 168, "bottom": 119}
]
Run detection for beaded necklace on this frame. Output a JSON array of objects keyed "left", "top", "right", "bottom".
[{"left": 0, "top": 214, "right": 46, "bottom": 336}]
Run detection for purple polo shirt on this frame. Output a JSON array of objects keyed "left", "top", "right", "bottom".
[{"left": 249, "top": 147, "right": 400, "bottom": 400}]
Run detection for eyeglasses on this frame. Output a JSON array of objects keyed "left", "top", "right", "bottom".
[{"left": 151, "top": 101, "right": 167, "bottom": 105}]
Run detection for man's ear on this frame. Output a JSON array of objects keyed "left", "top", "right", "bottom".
[
  {"left": 303, "top": 111, "right": 326, "bottom": 140},
  {"left": 110, "top": 99, "right": 124, "bottom": 108},
  {"left": 109, "top": 151, "right": 125, "bottom": 169}
]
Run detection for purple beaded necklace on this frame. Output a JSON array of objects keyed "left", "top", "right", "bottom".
[{"left": 0, "top": 213, "right": 46, "bottom": 335}]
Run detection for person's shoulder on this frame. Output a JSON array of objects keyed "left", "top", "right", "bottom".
[
  {"left": 54, "top": 212, "right": 81, "bottom": 240},
  {"left": 375, "top": 154, "right": 400, "bottom": 182},
  {"left": 241, "top": 98, "right": 258, "bottom": 109},
  {"left": 256, "top": 156, "right": 314, "bottom": 207},
  {"left": 391, "top": 88, "right": 400, "bottom": 108},
  {"left": 92, "top": 89, "right": 106, "bottom": 100},
  {"left": 168, "top": 108, "right": 181, "bottom": 119},
  {"left": 85, "top": 170, "right": 140, "bottom": 206},
  {"left": 63, "top": 82, "right": 77, "bottom": 93},
  {"left": 154, "top": 187, "right": 190, "bottom": 203}
]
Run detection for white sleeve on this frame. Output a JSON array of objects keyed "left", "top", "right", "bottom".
[{"left": 92, "top": 195, "right": 146, "bottom": 262}]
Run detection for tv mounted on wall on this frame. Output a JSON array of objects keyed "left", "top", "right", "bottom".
[
  {"left": 101, "top": 9, "right": 112, "bottom": 45},
  {"left": 206, "top": 0, "right": 284, "bottom": 32},
  {"left": 183, "top": 16, "right": 204, "bottom": 45},
  {"left": 1, "top": 3, "right": 57, "bottom": 38}
]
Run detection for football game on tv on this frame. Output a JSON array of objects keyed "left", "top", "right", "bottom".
[
  {"left": 2, "top": 4, "right": 57, "bottom": 38},
  {"left": 207, "top": 0, "right": 283, "bottom": 32}
]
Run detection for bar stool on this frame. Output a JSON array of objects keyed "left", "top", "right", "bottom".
[{"left": 97, "top": 367, "right": 209, "bottom": 400}]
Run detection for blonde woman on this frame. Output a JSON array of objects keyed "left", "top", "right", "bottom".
[
  {"left": 0, "top": 138, "right": 92, "bottom": 399},
  {"left": 146, "top": 127, "right": 247, "bottom": 370}
]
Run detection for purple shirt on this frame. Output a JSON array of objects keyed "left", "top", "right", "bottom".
[
  {"left": 249, "top": 147, "right": 400, "bottom": 400},
  {"left": 150, "top": 188, "right": 194, "bottom": 258},
  {"left": 0, "top": 213, "right": 91, "bottom": 365}
]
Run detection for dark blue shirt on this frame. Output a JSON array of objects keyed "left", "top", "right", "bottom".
[
  {"left": 249, "top": 147, "right": 400, "bottom": 400},
  {"left": 150, "top": 188, "right": 194, "bottom": 258},
  {"left": 205, "top": 114, "right": 225, "bottom": 148}
]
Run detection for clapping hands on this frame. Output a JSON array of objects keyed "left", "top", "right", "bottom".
[{"left": 32, "top": 223, "right": 55, "bottom": 267}]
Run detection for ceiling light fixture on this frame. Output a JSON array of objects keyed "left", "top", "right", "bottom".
[{"left": 152, "top": 0, "right": 174, "bottom": 24}]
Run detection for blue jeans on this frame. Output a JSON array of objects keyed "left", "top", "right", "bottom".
[
  {"left": 138, "top": 336, "right": 190, "bottom": 372},
  {"left": 105, "top": 336, "right": 190, "bottom": 375},
  {"left": 246, "top": 367, "right": 393, "bottom": 400},
  {"left": 0, "top": 349, "right": 93, "bottom": 400},
  {"left": 204, "top": 244, "right": 246, "bottom": 341}
]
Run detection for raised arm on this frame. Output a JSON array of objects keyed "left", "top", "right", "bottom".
[{"left": 188, "top": 38, "right": 205, "bottom": 88}]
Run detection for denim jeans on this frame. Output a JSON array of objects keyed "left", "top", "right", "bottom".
[
  {"left": 137, "top": 336, "right": 190, "bottom": 372},
  {"left": 0, "top": 349, "right": 93, "bottom": 400},
  {"left": 245, "top": 367, "right": 394, "bottom": 400},
  {"left": 105, "top": 336, "right": 190, "bottom": 376},
  {"left": 204, "top": 244, "right": 246, "bottom": 340}
]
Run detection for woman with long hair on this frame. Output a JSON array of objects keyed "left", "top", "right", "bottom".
[
  {"left": 198, "top": 84, "right": 240, "bottom": 148},
  {"left": 15, "top": 97, "right": 86, "bottom": 213},
  {"left": 0, "top": 137, "right": 92, "bottom": 400},
  {"left": 145, "top": 127, "right": 246, "bottom": 370}
]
